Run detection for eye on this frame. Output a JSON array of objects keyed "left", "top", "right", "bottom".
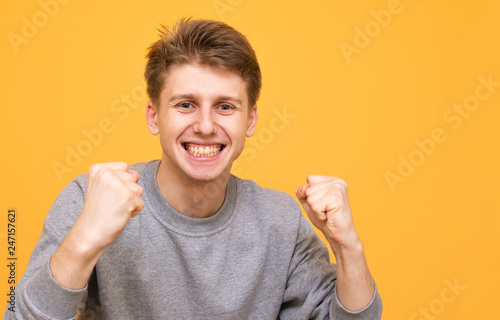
[
  {"left": 218, "top": 104, "right": 234, "bottom": 112},
  {"left": 180, "top": 102, "right": 192, "bottom": 109}
]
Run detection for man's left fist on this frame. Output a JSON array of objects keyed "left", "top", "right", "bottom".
[{"left": 296, "top": 175, "right": 359, "bottom": 253}]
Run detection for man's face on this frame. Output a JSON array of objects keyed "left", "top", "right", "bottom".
[{"left": 147, "top": 63, "right": 258, "bottom": 182}]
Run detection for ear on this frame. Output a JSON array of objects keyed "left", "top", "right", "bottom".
[
  {"left": 246, "top": 104, "right": 258, "bottom": 137},
  {"left": 146, "top": 101, "right": 160, "bottom": 135}
]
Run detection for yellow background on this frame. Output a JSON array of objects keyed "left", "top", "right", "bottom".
[{"left": 1, "top": 0, "right": 499, "bottom": 318}]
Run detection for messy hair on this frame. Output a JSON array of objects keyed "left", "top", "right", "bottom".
[{"left": 145, "top": 17, "right": 262, "bottom": 107}]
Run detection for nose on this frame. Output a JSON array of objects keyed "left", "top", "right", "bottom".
[{"left": 193, "top": 107, "right": 217, "bottom": 135}]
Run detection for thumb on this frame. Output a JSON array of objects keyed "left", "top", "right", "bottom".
[{"left": 295, "top": 184, "right": 310, "bottom": 206}]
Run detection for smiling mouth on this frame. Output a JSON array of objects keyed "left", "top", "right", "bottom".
[{"left": 183, "top": 143, "right": 225, "bottom": 157}]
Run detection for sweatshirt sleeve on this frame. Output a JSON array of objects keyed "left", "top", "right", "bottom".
[
  {"left": 280, "top": 212, "right": 383, "bottom": 320},
  {"left": 3, "top": 177, "right": 89, "bottom": 320}
]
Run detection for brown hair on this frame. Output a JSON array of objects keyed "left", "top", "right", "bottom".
[{"left": 144, "top": 17, "right": 262, "bottom": 107}]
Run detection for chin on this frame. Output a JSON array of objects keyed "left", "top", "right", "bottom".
[{"left": 183, "top": 167, "right": 229, "bottom": 184}]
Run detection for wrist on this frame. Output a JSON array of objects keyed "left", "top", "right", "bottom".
[
  {"left": 72, "top": 209, "right": 113, "bottom": 251},
  {"left": 329, "top": 234, "right": 364, "bottom": 264},
  {"left": 50, "top": 222, "right": 105, "bottom": 290}
]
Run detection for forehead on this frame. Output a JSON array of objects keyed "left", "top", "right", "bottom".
[{"left": 161, "top": 63, "right": 248, "bottom": 105}]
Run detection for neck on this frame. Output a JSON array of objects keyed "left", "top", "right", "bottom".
[{"left": 156, "top": 159, "right": 230, "bottom": 219}]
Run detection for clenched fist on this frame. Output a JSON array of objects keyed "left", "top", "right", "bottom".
[
  {"left": 78, "top": 162, "right": 145, "bottom": 250},
  {"left": 296, "top": 175, "right": 359, "bottom": 254},
  {"left": 51, "top": 162, "right": 145, "bottom": 290}
]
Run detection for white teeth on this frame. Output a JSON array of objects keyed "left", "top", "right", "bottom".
[{"left": 185, "top": 145, "right": 222, "bottom": 157}]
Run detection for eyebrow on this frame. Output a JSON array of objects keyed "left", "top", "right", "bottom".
[
  {"left": 217, "top": 95, "right": 242, "bottom": 105},
  {"left": 169, "top": 94, "right": 196, "bottom": 102},
  {"left": 169, "top": 94, "right": 242, "bottom": 106}
]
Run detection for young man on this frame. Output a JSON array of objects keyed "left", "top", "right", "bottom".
[{"left": 4, "top": 18, "right": 382, "bottom": 319}]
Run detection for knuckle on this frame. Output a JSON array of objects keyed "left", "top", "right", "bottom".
[
  {"left": 329, "top": 183, "right": 345, "bottom": 195},
  {"left": 304, "top": 187, "right": 313, "bottom": 198},
  {"left": 138, "top": 199, "right": 145, "bottom": 211},
  {"left": 137, "top": 185, "right": 144, "bottom": 196},
  {"left": 117, "top": 161, "right": 128, "bottom": 170},
  {"left": 94, "top": 164, "right": 112, "bottom": 177},
  {"left": 99, "top": 168, "right": 116, "bottom": 184},
  {"left": 123, "top": 189, "right": 135, "bottom": 202},
  {"left": 330, "top": 188, "right": 342, "bottom": 197},
  {"left": 310, "top": 202, "right": 323, "bottom": 214},
  {"left": 306, "top": 175, "right": 316, "bottom": 184},
  {"left": 329, "top": 190, "right": 344, "bottom": 204},
  {"left": 337, "top": 179, "right": 348, "bottom": 189},
  {"left": 89, "top": 163, "right": 101, "bottom": 175}
]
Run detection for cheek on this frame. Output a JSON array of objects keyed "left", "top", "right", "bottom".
[
  {"left": 230, "top": 127, "right": 249, "bottom": 154},
  {"left": 227, "top": 121, "right": 248, "bottom": 139},
  {"left": 158, "top": 115, "right": 188, "bottom": 137}
]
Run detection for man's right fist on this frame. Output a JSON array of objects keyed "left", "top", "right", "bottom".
[{"left": 77, "top": 162, "right": 144, "bottom": 250}]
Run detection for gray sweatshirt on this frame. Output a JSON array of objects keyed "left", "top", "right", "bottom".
[{"left": 4, "top": 160, "right": 382, "bottom": 319}]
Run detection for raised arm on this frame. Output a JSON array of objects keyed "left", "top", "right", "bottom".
[
  {"left": 296, "top": 175, "right": 376, "bottom": 312},
  {"left": 50, "top": 162, "right": 144, "bottom": 290},
  {"left": 3, "top": 162, "right": 144, "bottom": 319}
]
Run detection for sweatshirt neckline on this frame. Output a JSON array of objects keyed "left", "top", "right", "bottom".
[{"left": 143, "top": 160, "right": 237, "bottom": 236}]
